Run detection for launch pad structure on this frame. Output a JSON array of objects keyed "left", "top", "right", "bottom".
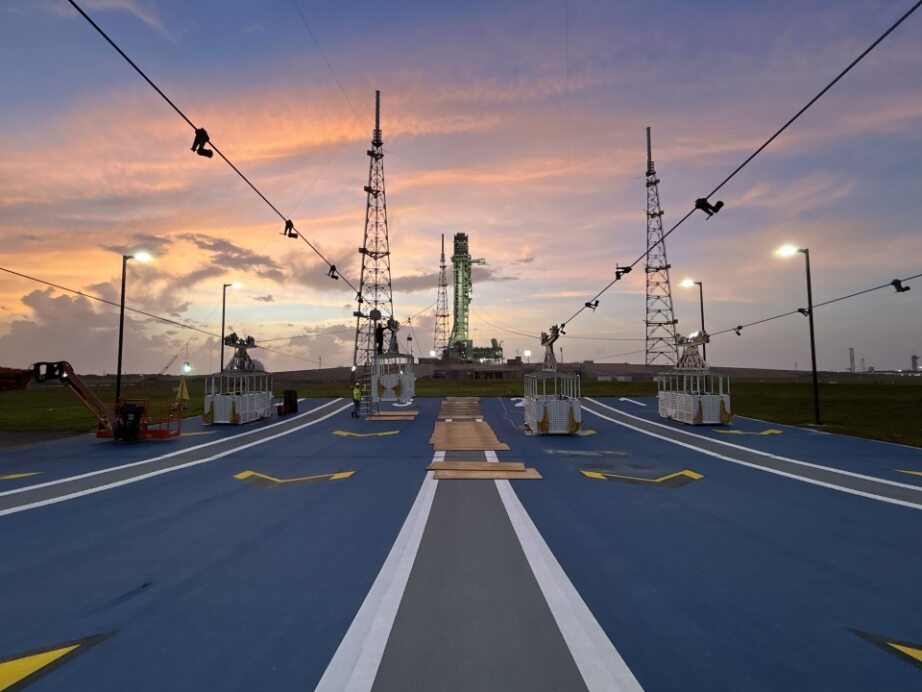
[{"left": 442, "top": 232, "right": 504, "bottom": 364}]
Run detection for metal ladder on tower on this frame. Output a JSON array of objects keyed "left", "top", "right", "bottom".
[{"left": 358, "top": 357, "right": 375, "bottom": 418}]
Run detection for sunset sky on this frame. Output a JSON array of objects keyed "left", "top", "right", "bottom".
[{"left": 1, "top": 0, "right": 920, "bottom": 375}]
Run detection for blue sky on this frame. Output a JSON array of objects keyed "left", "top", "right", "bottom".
[{"left": 1, "top": 0, "right": 920, "bottom": 374}]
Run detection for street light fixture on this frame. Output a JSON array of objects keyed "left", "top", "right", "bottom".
[
  {"left": 220, "top": 282, "right": 242, "bottom": 372},
  {"left": 681, "top": 278, "right": 706, "bottom": 361},
  {"left": 115, "top": 251, "right": 152, "bottom": 407},
  {"left": 776, "top": 245, "right": 821, "bottom": 425},
  {"left": 524, "top": 349, "right": 532, "bottom": 364}
]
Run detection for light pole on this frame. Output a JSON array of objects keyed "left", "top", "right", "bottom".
[
  {"left": 115, "top": 251, "right": 152, "bottom": 407},
  {"left": 777, "top": 244, "right": 820, "bottom": 425},
  {"left": 680, "top": 278, "right": 706, "bottom": 361},
  {"left": 220, "top": 282, "right": 241, "bottom": 372}
]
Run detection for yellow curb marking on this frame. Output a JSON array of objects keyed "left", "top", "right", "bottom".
[{"left": 0, "top": 473, "right": 41, "bottom": 480}]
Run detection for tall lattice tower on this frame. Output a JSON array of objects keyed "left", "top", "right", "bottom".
[
  {"left": 433, "top": 234, "right": 450, "bottom": 357},
  {"left": 352, "top": 90, "right": 395, "bottom": 415},
  {"left": 644, "top": 126, "right": 679, "bottom": 365}
]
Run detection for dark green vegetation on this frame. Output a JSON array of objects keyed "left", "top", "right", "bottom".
[{"left": 1, "top": 376, "right": 919, "bottom": 448}]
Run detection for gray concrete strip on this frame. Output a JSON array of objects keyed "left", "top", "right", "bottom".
[
  {"left": 0, "top": 399, "right": 348, "bottom": 516},
  {"left": 583, "top": 398, "right": 922, "bottom": 510},
  {"left": 372, "top": 478, "right": 588, "bottom": 692}
]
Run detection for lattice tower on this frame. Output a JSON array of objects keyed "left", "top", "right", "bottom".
[
  {"left": 433, "top": 234, "right": 450, "bottom": 357},
  {"left": 644, "top": 126, "right": 679, "bottom": 365},
  {"left": 352, "top": 90, "right": 394, "bottom": 416}
]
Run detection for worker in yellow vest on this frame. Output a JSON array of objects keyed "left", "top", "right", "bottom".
[{"left": 351, "top": 383, "right": 362, "bottom": 418}]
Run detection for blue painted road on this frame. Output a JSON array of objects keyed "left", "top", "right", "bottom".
[
  {"left": 0, "top": 400, "right": 335, "bottom": 490},
  {"left": 586, "top": 395, "right": 922, "bottom": 485},
  {"left": 0, "top": 398, "right": 437, "bottom": 690},
  {"left": 1, "top": 395, "right": 920, "bottom": 690},
  {"left": 482, "top": 396, "right": 922, "bottom": 691}
]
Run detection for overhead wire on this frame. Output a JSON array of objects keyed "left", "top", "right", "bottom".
[
  {"left": 1, "top": 266, "right": 217, "bottom": 337},
  {"left": 470, "top": 308, "right": 539, "bottom": 339},
  {"left": 65, "top": 0, "right": 359, "bottom": 296},
  {"left": 260, "top": 300, "right": 436, "bottom": 344},
  {"left": 287, "top": 0, "right": 365, "bottom": 129},
  {"left": 0, "top": 266, "right": 319, "bottom": 367},
  {"left": 709, "top": 272, "right": 921, "bottom": 339},
  {"left": 557, "top": 0, "right": 922, "bottom": 333}
]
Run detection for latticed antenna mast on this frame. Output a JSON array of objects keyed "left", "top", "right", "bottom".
[
  {"left": 433, "top": 234, "right": 450, "bottom": 356},
  {"left": 644, "top": 126, "right": 679, "bottom": 365},
  {"left": 352, "top": 90, "right": 394, "bottom": 415}
]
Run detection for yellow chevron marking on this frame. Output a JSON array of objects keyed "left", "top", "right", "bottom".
[
  {"left": 233, "top": 470, "right": 355, "bottom": 484},
  {"left": 888, "top": 641, "right": 922, "bottom": 663},
  {"left": 0, "top": 644, "right": 80, "bottom": 690},
  {"left": 580, "top": 469, "right": 703, "bottom": 483},
  {"left": 333, "top": 429, "right": 400, "bottom": 437},
  {"left": 896, "top": 469, "right": 922, "bottom": 478},
  {"left": 0, "top": 473, "right": 41, "bottom": 480},
  {"left": 714, "top": 428, "right": 783, "bottom": 436},
  {"left": 0, "top": 632, "right": 112, "bottom": 691}
]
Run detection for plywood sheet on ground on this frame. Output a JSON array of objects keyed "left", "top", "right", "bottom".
[
  {"left": 439, "top": 406, "right": 482, "bottom": 416},
  {"left": 427, "top": 461, "right": 526, "bottom": 471},
  {"left": 429, "top": 421, "right": 510, "bottom": 451},
  {"left": 438, "top": 399, "right": 482, "bottom": 418},
  {"left": 433, "top": 468, "right": 542, "bottom": 480}
]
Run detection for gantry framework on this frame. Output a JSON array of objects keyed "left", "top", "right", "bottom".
[
  {"left": 644, "top": 127, "right": 679, "bottom": 365},
  {"left": 447, "top": 233, "right": 486, "bottom": 361}
]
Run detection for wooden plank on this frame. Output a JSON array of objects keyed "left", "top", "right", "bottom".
[
  {"left": 427, "top": 461, "right": 526, "bottom": 471},
  {"left": 433, "top": 468, "right": 542, "bottom": 480}
]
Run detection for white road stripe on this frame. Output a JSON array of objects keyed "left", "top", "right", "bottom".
[
  {"left": 583, "top": 398, "right": 922, "bottom": 511},
  {"left": 487, "top": 450, "right": 644, "bottom": 692},
  {"left": 0, "top": 399, "right": 343, "bottom": 498},
  {"left": 315, "top": 452, "right": 441, "bottom": 692},
  {"left": 0, "top": 402, "right": 350, "bottom": 517}
]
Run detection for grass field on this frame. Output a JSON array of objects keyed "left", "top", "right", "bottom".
[{"left": 1, "top": 376, "right": 919, "bottom": 448}]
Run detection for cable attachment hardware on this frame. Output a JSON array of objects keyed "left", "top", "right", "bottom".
[
  {"left": 734, "top": 326, "right": 743, "bottom": 336},
  {"left": 191, "top": 128, "right": 213, "bottom": 158},
  {"left": 327, "top": 264, "right": 339, "bottom": 280},
  {"left": 615, "top": 265, "right": 632, "bottom": 280},
  {"left": 694, "top": 198, "right": 724, "bottom": 218},
  {"left": 283, "top": 219, "right": 298, "bottom": 238},
  {"left": 891, "top": 279, "right": 911, "bottom": 293},
  {"left": 797, "top": 308, "right": 810, "bottom": 317},
  {"left": 585, "top": 300, "right": 599, "bottom": 311}
]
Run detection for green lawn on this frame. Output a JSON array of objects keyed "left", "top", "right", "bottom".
[{"left": 1, "top": 376, "right": 919, "bottom": 448}]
